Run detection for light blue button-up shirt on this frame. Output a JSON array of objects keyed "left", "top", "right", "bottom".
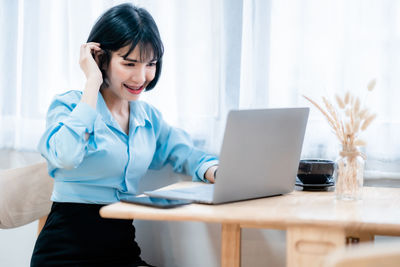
[{"left": 38, "top": 90, "right": 218, "bottom": 204}]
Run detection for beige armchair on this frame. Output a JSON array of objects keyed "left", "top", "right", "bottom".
[
  {"left": 0, "top": 162, "right": 53, "bottom": 235},
  {"left": 324, "top": 241, "right": 400, "bottom": 267}
]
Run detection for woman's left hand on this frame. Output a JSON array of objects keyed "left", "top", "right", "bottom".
[{"left": 204, "top": 165, "right": 218, "bottom": 183}]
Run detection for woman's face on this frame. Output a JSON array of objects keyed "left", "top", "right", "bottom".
[{"left": 104, "top": 44, "right": 157, "bottom": 102}]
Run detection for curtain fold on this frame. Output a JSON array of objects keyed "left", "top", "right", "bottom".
[{"left": 1, "top": 0, "right": 399, "bottom": 178}]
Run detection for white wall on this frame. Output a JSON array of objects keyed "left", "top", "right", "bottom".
[{"left": 0, "top": 222, "right": 38, "bottom": 266}]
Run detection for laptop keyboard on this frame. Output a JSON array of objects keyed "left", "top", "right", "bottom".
[
  {"left": 145, "top": 184, "right": 214, "bottom": 203},
  {"left": 172, "top": 184, "right": 213, "bottom": 197}
]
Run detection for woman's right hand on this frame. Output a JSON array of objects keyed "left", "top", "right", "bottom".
[{"left": 79, "top": 42, "right": 103, "bottom": 86}]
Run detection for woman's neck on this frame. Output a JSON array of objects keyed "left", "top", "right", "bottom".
[
  {"left": 100, "top": 88, "right": 130, "bottom": 116},
  {"left": 100, "top": 88, "right": 130, "bottom": 134}
]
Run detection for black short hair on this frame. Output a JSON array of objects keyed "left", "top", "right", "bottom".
[{"left": 87, "top": 3, "right": 164, "bottom": 91}]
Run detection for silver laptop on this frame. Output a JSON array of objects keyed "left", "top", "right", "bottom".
[{"left": 144, "top": 107, "right": 309, "bottom": 204}]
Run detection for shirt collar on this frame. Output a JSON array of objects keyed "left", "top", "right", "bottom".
[
  {"left": 96, "top": 92, "right": 151, "bottom": 130},
  {"left": 129, "top": 100, "right": 151, "bottom": 128},
  {"left": 96, "top": 92, "right": 116, "bottom": 128}
]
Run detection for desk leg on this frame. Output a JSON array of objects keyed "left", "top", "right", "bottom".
[
  {"left": 287, "top": 226, "right": 346, "bottom": 267},
  {"left": 221, "top": 223, "right": 241, "bottom": 267}
]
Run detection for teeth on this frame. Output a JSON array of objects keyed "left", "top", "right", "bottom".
[{"left": 125, "top": 84, "right": 141, "bottom": 90}]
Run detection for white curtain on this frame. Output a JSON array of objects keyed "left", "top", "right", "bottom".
[
  {"left": 266, "top": 0, "right": 400, "bottom": 178},
  {"left": 1, "top": 0, "right": 399, "bottom": 178}
]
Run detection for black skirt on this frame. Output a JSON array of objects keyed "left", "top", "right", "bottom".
[{"left": 31, "top": 202, "right": 153, "bottom": 267}]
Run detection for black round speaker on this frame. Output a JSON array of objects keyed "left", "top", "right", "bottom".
[{"left": 297, "top": 159, "right": 335, "bottom": 184}]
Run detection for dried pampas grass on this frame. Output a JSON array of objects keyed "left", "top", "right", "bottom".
[
  {"left": 304, "top": 79, "right": 377, "bottom": 200},
  {"left": 303, "top": 79, "right": 377, "bottom": 155}
]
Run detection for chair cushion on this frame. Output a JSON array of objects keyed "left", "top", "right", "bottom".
[{"left": 0, "top": 162, "right": 53, "bottom": 228}]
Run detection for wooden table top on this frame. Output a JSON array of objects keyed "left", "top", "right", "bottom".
[{"left": 100, "top": 182, "right": 400, "bottom": 236}]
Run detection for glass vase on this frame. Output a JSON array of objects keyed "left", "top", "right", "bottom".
[{"left": 334, "top": 152, "right": 364, "bottom": 201}]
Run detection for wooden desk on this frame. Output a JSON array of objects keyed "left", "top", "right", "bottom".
[{"left": 100, "top": 182, "right": 400, "bottom": 267}]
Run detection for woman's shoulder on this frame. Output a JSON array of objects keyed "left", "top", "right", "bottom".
[
  {"left": 50, "top": 90, "right": 83, "bottom": 108},
  {"left": 54, "top": 90, "right": 82, "bottom": 102},
  {"left": 134, "top": 101, "right": 169, "bottom": 131},
  {"left": 136, "top": 100, "right": 163, "bottom": 118}
]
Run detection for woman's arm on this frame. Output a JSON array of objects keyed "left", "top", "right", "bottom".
[
  {"left": 38, "top": 92, "right": 98, "bottom": 170},
  {"left": 148, "top": 107, "right": 219, "bottom": 183},
  {"left": 79, "top": 42, "right": 103, "bottom": 110},
  {"left": 38, "top": 43, "right": 104, "bottom": 170}
]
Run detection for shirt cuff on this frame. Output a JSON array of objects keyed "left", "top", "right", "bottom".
[
  {"left": 68, "top": 102, "right": 98, "bottom": 133},
  {"left": 196, "top": 160, "right": 219, "bottom": 183}
]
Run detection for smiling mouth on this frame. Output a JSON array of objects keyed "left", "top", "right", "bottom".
[{"left": 124, "top": 83, "right": 144, "bottom": 95}]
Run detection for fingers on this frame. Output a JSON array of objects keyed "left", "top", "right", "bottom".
[
  {"left": 79, "top": 43, "right": 102, "bottom": 65},
  {"left": 79, "top": 42, "right": 104, "bottom": 82},
  {"left": 80, "top": 43, "right": 102, "bottom": 58},
  {"left": 82, "top": 42, "right": 101, "bottom": 48}
]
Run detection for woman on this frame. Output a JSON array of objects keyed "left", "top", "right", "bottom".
[{"left": 31, "top": 3, "right": 218, "bottom": 266}]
